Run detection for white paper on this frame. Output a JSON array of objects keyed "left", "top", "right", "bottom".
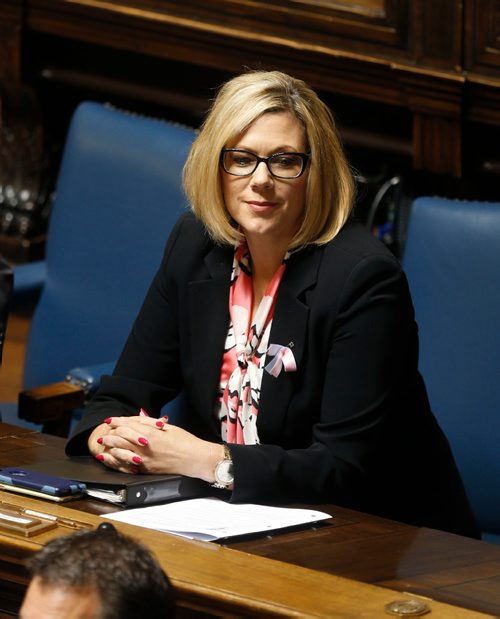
[
  {"left": 102, "top": 497, "right": 331, "bottom": 541},
  {"left": 86, "top": 488, "right": 124, "bottom": 504}
]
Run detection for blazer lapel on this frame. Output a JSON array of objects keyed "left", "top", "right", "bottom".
[
  {"left": 187, "top": 244, "right": 233, "bottom": 425},
  {"left": 186, "top": 241, "right": 322, "bottom": 439},
  {"left": 257, "top": 246, "right": 322, "bottom": 439}
]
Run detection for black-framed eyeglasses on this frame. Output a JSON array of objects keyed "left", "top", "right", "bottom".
[{"left": 220, "top": 149, "right": 310, "bottom": 179}]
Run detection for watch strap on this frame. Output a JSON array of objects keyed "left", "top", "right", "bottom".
[{"left": 211, "top": 443, "right": 234, "bottom": 489}]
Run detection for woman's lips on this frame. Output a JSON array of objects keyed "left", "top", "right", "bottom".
[{"left": 246, "top": 200, "right": 277, "bottom": 211}]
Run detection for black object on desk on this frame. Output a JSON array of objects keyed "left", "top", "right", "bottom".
[
  {"left": 0, "top": 467, "right": 86, "bottom": 501},
  {"left": 19, "top": 457, "right": 208, "bottom": 507}
]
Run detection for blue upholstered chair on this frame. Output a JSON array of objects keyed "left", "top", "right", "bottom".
[
  {"left": 402, "top": 196, "right": 500, "bottom": 543},
  {"left": 1, "top": 102, "right": 196, "bottom": 433}
]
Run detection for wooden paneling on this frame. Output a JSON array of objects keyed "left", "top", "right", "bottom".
[
  {"left": 416, "top": 0, "right": 463, "bottom": 70},
  {"left": 10, "top": 0, "right": 494, "bottom": 178},
  {"left": 0, "top": 0, "right": 499, "bottom": 262},
  {"left": 465, "top": 0, "right": 500, "bottom": 76},
  {"left": 0, "top": 0, "right": 495, "bottom": 175},
  {"left": 0, "top": 0, "right": 23, "bottom": 84},
  {"left": 11, "top": 0, "right": 471, "bottom": 176},
  {"left": 463, "top": 0, "right": 500, "bottom": 128},
  {"left": 145, "top": 0, "right": 412, "bottom": 56}
]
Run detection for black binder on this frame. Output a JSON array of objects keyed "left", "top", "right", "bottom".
[{"left": 20, "top": 458, "right": 209, "bottom": 507}]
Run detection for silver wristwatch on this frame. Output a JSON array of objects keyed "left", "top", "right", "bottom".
[{"left": 212, "top": 443, "right": 234, "bottom": 489}]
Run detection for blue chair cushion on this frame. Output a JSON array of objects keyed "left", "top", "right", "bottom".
[{"left": 403, "top": 197, "right": 500, "bottom": 541}]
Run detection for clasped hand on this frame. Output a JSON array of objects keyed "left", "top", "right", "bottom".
[{"left": 88, "top": 415, "right": 221, "bottom": 483}]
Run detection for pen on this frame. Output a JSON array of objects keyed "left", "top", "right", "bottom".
[
  {"left": 23, "top": 509, "right": 93, "bottom": 530},
  {"left": 0, "top": 502, "right": 93, "bottom": 530}
]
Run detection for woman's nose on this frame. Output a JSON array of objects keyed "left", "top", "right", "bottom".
[{"left": 251, "top": 161, "right": 273, "bottom": 186}]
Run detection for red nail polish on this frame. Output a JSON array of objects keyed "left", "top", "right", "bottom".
[
  {"left": 97, "top": 437, "right": 103, "bottom": 444},
  {"left": 130, "top": 466, "right": 140, "bottom": 474},
  {"left": 132, "top": 455, "right": 142, "bottom": 465},
  {"left": 95, "top": 454, "right": 105, "bottom": 461},
  {"left": 104, "top": 417, "right": 112, "bottom": 424},
  {"left": 139, "top": 408, "right": 150, "bottom": 417},
  {"left": 161, "top": 415, "right": 169, "bottom": 423},
  {"left": 138, "top": 437, "right": 148, "bottom": 446},
  {"left": 156, "top": 421, "right": 164, "bottom": 429}
]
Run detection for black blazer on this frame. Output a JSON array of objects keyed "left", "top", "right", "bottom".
[{"left": 67, "top": 213, "right": 478, "bottom": 537}]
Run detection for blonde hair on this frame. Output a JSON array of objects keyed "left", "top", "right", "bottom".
[{"left": 183, "top": 70, "right": 355, "bottom": 248}]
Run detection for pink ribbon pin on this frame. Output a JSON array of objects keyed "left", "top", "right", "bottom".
[{"left": 264, "top": 344, "right": 297, "bottom": 378}]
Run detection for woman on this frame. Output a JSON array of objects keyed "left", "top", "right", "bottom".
[{"left": 66, "top": 71, "right": 478, "bottom": 537}]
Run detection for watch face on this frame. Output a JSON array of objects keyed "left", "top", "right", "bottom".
[{"left": 215, "top": 460, "right": 234, "bottom": 484}]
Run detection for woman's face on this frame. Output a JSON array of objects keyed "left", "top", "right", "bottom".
[{"left": 221, "top": 112, "right": 308, "bottom": 249}]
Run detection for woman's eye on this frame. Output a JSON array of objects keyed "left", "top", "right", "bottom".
[
  {"left": 274, "top": 155, "right": 298, "bottom": 167},
  {"left": 232, "top": 156, "right": 254, "bottom": 166}
]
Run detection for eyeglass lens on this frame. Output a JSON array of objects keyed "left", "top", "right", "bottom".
[{"left": 223, "top": 151, "right": 304, "bottom": 178}]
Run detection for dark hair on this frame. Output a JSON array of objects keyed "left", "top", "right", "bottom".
[{"left": 26, "top": 526, "right": 175, "bottom": 618}]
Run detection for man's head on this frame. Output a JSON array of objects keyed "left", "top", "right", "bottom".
[
  {"left": 20, "top": 524, "right": 175, "bottom": 619},
  {"left": 20, "top": 576, "right": 101, "bottom": 619}
]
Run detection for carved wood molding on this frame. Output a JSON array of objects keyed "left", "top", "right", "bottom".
[
  {"left": 24, "top": 0, "right": 466, "bottom": 94},
  {"left": 25, "top": 0, "right": 463, "bottom": 72},
  {"left": 4, "top": 0, "right": 498, "bottom": 178},
  {"left": 145, "top": 0, "right": 411, "bottom": 54}
]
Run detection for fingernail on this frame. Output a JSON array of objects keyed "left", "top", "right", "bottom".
[
  {"left": 97, "top": 437, "right": 103, "bottom": 444},
  {"left": 95, "top": 454, "right": 105, "bottom": 461},
  {"left": 130, "top": 466, "right": 140, "bottom": 474},
  {"left": 132, "top": 455, "right": 142, "bottom": 465},
  {"left": 160, "top": 415, "right": 169, "bottom": 423},
  {"left": 155, "top": 421, "right": 164, "bottom": 429},
  {"left": 104, "top": 417, "right": 112, "bottom": 424},
  {"left": 138, "top": 437, "right": 148, "bottom": 446},
  {"left": 139, "top": 408, "right": 150, "bottom": 417}
]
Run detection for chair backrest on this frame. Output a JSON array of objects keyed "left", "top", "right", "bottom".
[
  {"left": 23, "top": 102, "right": 196, "bottom": 388},
  {"left": 402, "top": 196, "right": 500, "bottom": 541}
]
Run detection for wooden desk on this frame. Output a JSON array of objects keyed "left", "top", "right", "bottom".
[{"left": 1, "top": 422, "right": 499, "bottom": 618}]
